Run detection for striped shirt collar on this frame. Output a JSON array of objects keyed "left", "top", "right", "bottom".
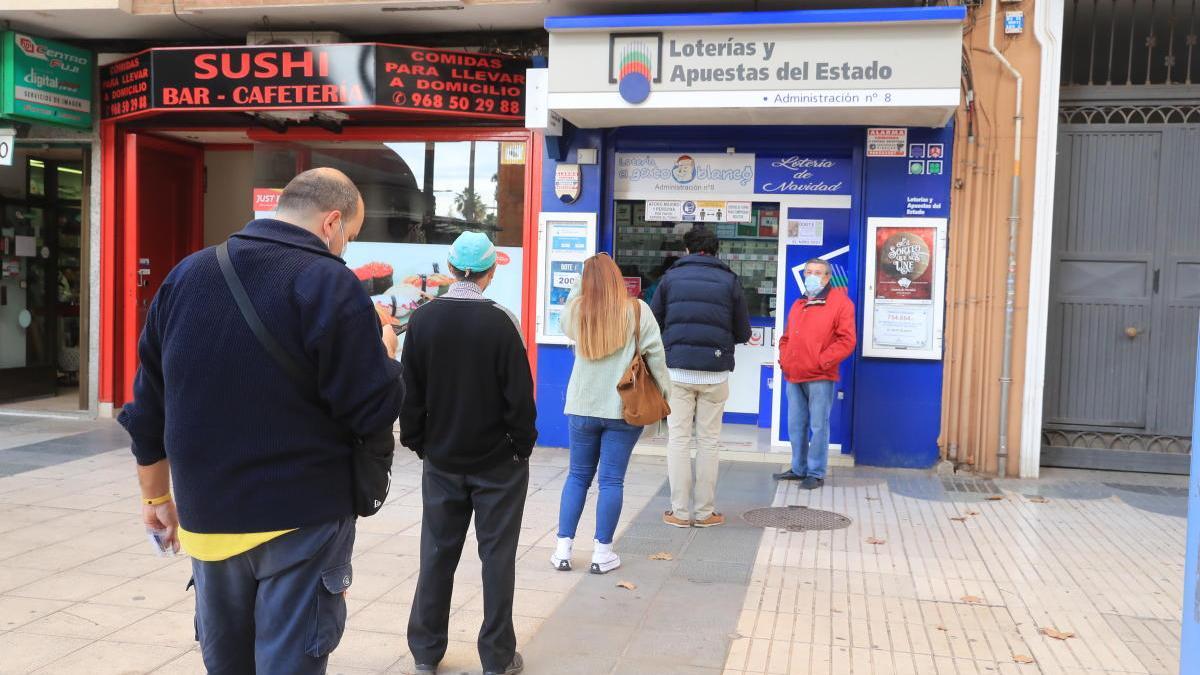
[{"left": 445, "top": 280, "right": 486, "bottom": 300}]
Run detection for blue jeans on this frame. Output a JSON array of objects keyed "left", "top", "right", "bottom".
[
  {"left": 786, "top": 380, "right": 835, "bottom": 479},
  {"left": 191, "top": 517, "right": 356, "bottom": 675},
  {"left": 558, "top": 415, "right": 643, "bottom": 545}
]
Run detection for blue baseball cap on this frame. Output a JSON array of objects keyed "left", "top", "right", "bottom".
[{"left": 448, "top": 231, "right": 497, "bottom": 272}]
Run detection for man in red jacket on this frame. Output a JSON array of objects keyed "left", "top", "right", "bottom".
[{"left": 774, "top": 259, "right": 857, "bottom": 489}]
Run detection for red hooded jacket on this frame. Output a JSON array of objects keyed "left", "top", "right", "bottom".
[{"left": 778, "top": 286, "right": 857, "bottom": 383}]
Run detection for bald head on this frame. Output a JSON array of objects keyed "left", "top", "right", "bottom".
[
  {"left": 274, "top": 168, "right": 364, "bottom": 257},
  {"left": 277, "top": 168, "right": 361, "bottom": 222}
]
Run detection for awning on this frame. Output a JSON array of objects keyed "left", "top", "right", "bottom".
[{"left": 537, "top": 7, "right": 965, "bottom": 129}]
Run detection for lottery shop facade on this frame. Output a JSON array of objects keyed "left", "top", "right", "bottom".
[{"left": 97, "top": 41, "right": 539, "bottom": 411}]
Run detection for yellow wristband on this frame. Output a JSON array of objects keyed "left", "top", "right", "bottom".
[{"left": 143, "top": 493, "right": 172, "bottom": 506}]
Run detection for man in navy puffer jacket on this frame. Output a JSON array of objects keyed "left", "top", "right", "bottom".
[{"left": 651, "top": 226, "right": 751, "bottom": 529}]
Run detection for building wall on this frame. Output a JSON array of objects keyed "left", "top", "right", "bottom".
[
  {"left": 130, "top": 0, "right": 395, "bottom": 12},
  {"left": 939, "top": 2, "right": 1046, "bottom": 476},
  {"left": 202, "top": 150, "right": 254, "bottom": 247}
]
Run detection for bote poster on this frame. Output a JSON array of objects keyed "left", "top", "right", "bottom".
[{"left": 874, "top": 226, "right": 935, "bottom": 300}]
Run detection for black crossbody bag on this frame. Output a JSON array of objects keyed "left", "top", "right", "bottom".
[{"left": 216, "top": 241, "right": 393, "bottom": 517}]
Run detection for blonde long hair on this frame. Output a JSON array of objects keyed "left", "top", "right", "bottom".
[{"left": 574, "top": 254, "right": 631, "bottom": 360}]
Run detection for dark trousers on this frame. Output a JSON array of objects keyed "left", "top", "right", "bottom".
[
  {"left": 408, "top": 457, "right": 529, "bottom": 671},
  {"left": 191, "top": 517, "right": 356, "bottom": 675}
]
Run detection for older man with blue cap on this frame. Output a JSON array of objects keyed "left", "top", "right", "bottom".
[{"left": 401, "top": 231, "right": 537, "bottom": 675}]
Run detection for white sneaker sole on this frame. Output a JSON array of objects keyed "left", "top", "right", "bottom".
[{"left": 589, "top": 558, "right": 621, "bottom": 574}]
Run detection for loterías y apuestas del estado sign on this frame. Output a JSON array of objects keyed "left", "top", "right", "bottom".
[
  {"left": 547, "top": 18, "right": 961, "bottom": 119},
  {"left": 663, "top": 38, "right": 895, "bottom": 87}
]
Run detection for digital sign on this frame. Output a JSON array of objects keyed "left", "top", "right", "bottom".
[
  {"left": 99, "top": 43, "right": 526, "bottom": 121},
  {"left": 1, "top": 31, "right": 95, "bottom": 129}
]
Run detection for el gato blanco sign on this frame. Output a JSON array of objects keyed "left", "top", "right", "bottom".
[
  {"left": 549, "top": 21, "right": 961, "bottom": 108},
  {"left": 614, "top": 152, "right": 852, "bottom": 197},
  {"left": 615, "top": 153, "right": 755, "bottom": 195}
]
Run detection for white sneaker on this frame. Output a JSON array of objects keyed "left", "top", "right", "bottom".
[
  {"left": 589, "top": 540, "right": 621, "bottom": 575},
  {"left": 550, "top": 537, "right": 572, "bottom": 572}
]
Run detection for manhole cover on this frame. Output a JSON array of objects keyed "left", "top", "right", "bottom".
[{"left": 742, "top": 506, "right": 852, "bottom": 531}]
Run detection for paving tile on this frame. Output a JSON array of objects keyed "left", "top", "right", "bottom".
[
  {"left": 349, "top": 600, "right": 409, "bottom": 635},
  {"left": 7, "top": 570, "right": 130, "bottom": 602},
  {"left": 33, "top": 639, "right": 186, "bottom": 674},
  {"left": 322, "top": 629, "right": 408, "bottom": 672},
  {"left": 152, "top": 649, "right": 206, "bottom": 674},
  {"left": 20, "top": 602, "right": 157, "bottom": 640},
  {"left": 0, "top": 630, "right": 90, "bottom": 672},
  {"left": 0, "top": 596, "right": 72, "bottom": 631},
  {"left": 105, "top": 610, "right": 197, "bottom": 649},
  {"left": 88, "top": 577, "right": 194, "bottom": 610},
  {"left": 0, "top": 564, "right": 54, "bottom": 593}
]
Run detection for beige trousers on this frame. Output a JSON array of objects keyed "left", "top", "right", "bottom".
[{"left": 666, "top": 380, "right": 729, "bottom": 521}]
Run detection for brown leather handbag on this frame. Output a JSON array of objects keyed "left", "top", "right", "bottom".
[{"left": 617, "top": 301, "right": 671, "bottom": 426}]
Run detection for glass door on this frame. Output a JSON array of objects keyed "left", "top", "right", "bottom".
[{"left": 0, "top": 201, "right": 57, "bottom": 401}]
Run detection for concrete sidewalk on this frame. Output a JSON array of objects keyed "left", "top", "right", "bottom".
[{"left": 0, "top": 416, "right": 1186, "bottom": 674}]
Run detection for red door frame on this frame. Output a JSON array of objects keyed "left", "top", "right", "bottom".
[
  {"left": 119, "top": 133, "right": 205, "bottom": 404},
  {"left": 100, "top": 123, "right": 541, "bottom": 407}
]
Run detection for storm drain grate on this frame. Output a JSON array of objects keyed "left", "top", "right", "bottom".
[
  {"left": 742, "top": 506, "right": 852, "bottom": 532},
  {"left": 941, "top": 477, "right": 1001, "bottom": 494}
]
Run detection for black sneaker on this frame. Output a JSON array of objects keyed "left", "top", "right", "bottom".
[
  {"left": 772, "top": 469, "right": 804, "bottom": 481},
  {"left": 484, "top": 652, "right": 524, "bottom": 675},
  {"left": 800, "top": 476, "right": 825, "bottom": 490},
  {"left": 414, "top": 663, "right": 438, "bottom": 673}
]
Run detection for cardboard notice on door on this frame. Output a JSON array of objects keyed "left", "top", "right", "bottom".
[{"left": 784, "top": 219, "right": 823, "bottom": 246}]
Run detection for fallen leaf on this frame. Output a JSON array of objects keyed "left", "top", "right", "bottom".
[
  {"left": 967, "top": 511, "right": 980, "bottom": 516},
  {"left": 1040, "top": 627, "right": 1075, "bottom": 640},
  {"left": 865, "top": 496, "right": 880, "bottom": 501},
  {"left": 616, "top": 581, "right": 637, "bottom": 590},
  {"left": 1013, "top": 654, "right": 1035, "bottom": 664},
  {"left": 986, "top": 495, "right": 1005, "bottom": 501},
  {"left": 950, "top": 516, "right": 968, "bottom": 522},
  {"left": 866, "top": 537, "right": 886, "bottom": 545},
  {"left": 961, "top": 595, "right": 984, "bottom": 604},
  {"left": 936, "top": 624, "right": 949, "bottom": 632},
  {"left": 648, "top": 552, "right": 674, "bottom": 561},
  {"left": 1028, "top": 495, "right": 1049, "bottom": 503}
]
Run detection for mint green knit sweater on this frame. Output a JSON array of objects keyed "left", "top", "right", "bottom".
[{"left": 561, "top": 285, "right": 672, "bottom": 421}]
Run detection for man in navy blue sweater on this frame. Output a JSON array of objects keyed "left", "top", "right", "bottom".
[
  {"left": 119, "top": 168, "right": 404, "bottom": 674},
  {"left": 652, "top": 226, "right": 752, "bottom": 530}
]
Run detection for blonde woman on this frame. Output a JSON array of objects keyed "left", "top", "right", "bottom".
[{"left": 552, "top": 254, "right": 671, "bottom": 574}]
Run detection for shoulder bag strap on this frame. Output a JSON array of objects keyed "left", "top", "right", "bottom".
[
  {"left": 216, "top": 240, "right": 311, "bottom": 392},
  {"left": 631, "top": 298, "right": 642, "bottom": 351}
]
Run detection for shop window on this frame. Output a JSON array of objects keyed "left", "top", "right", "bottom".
[
  {"left": 27, "top": 158, "right": 45, "bottom": 198},
  {"left": 615, "top": 199, "right": 779, "bottom": 317},
  {"left": 253, "top": 140, "right": 526, "bottom": 247},
  {"left": 253, "top": 139, "right": 529, "bottom": 333},
  {"left": 0, "top": 156, "right": 85, "bottom": 401},
  {"left": 56, "top": 164, "right": 84, "bottom": 201}
]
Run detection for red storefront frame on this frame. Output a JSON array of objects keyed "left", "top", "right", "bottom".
[{"left": 99, "top": 122, "right": 543, "bottom": 408}]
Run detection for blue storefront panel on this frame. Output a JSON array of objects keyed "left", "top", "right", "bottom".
[{"left": 534, "top": 123, "right": 954, "bottom": 468}]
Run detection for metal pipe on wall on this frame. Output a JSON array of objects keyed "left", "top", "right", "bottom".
[{"left": 988, "top": 0, "right": 1023, "bottom": 478}]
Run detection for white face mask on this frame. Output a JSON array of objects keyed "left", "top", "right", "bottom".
[{"left": 323, "top": 218, "right": 348, "bottom": 256}]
